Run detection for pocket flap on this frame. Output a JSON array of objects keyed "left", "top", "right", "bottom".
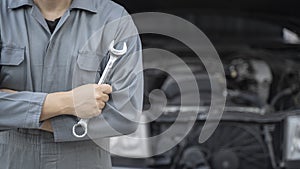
[
  {"left": 77, "top": 52, "right": 102, "bottom": 71},
  {"left": 0, "top": 47, "right": 25, "bottom": 66}
]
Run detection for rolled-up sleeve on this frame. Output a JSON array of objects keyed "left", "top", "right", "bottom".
[
  {"left": 51, "top": 9, "right": 144, "bottom": 142},
  {"left": 0, "top": 91, "right": 47, "bottom": 130}
]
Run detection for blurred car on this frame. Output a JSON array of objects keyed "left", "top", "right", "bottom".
[{"left": 111, "top": 0, "right": 300, "bottom": 169}]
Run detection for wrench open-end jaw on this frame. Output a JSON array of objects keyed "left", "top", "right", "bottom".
[
  {"left": 109, "top": 40, "right": 127, "bottom": 56},
  {"left": 73, "top": 40, "right": 128, "bottom": 138}
]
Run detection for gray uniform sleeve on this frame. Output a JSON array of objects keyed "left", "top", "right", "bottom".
[
  {"left": 51, "top": 11, "right": 144, "bottom": 142},
  {"left": 0, "top": 31, "right": 48, "bottom": 129},
  {"left": 0, "top": 91, "right": 47, "bottom": 130}
]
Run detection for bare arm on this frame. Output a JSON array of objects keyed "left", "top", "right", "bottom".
[
  {"left": 40, "top": 91, "right": 74, "bottom": 121},
  {"left": 39, "top": 92, "right": 74, "bottom": 132}
]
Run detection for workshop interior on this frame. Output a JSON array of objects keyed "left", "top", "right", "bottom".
[{"left": 110, "top": 0, "right": 300, "bottom": 169}]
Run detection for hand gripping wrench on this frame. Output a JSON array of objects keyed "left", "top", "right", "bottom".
[{"left": 72, "top": 40, "right": 127, "bottom": 138}]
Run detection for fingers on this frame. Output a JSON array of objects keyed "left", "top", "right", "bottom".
[
  {"left": 71, "top": 84, "right": 112, "bottom": 118},
  {"left": 95, "top": 85, "right": 111, "bottom": 102},
  {"left": 94, "top": 84, "right": 111, "bottom": 112},
  {"left": 98, "top": 84, "right": 113, "bottom": 94},
  {"left": 95, "top": 84, "right": 111, "bottom": 102},
  {"left": 96, "top": 93, "right": 109, "bottom": 102},
  {"left": 97, "top": 101, "right": 106, "bottom": 110}
]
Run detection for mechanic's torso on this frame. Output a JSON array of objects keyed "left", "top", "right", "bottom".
[
  {"left": 0, "top": 0, "right": 122, "bottom": 93},
  {"left": 0, "top": 1, "right": 124, "bottom": 168}
]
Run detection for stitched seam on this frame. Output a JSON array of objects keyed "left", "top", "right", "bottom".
[{"left": 23, "top": 93, "right": 34, "bottom": 128}]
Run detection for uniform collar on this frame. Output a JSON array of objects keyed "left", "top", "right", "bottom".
[
  {"left": 70, "top": 0, "right": 98, "bottom": 13},
  {"left": 8, "top": 0, "right": 98, "bottom": 13},
  {"left": 8, "top": 0, "right": 34, "bottom": 9}
]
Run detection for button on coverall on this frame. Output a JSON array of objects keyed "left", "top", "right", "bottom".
[{"left": 0, "top": 0, "right": 143, "bottom": 168}]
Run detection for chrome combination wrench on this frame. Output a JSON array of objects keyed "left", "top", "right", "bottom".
[{"left": 72, "top": 40, "right": 127, "bottom": 138}]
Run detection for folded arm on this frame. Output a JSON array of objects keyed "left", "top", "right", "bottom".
[
  {"left": 0, "top": 84, "right": 112, "bottom": 131},
  {"left": 0, "top": 90, "right": 47, "bottom": 130}
]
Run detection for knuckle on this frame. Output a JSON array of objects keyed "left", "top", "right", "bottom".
[
  {"left": 97, "top": 101, "right": 105, "bottom": 109},
  {"left": 108, "top": 86, "right": 113, "bottom": 93},
  {"left": 102, "top": 94, "right": 109, "bottom": 101},
  {"left": 101, "top": 102, "right": 106, "bottom": 108},
  {"left": 95, "top": 94, "right": 101, "bottom": 100},
  {"left": 97, "top": 93, "right": 109, "bottom": 102},
  {"left": 104, "top": 95, "right": 109, "bottom": 102},
  {"left": 101, "top": 102, "right": 106, "bottom": 109}
]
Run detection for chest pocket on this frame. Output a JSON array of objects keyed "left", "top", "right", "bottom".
[
  {"left": 0, "top": 46, "right": 26, "bottom": 90},
  {"left": 72, "top": 51, "right": 105, "bottom": 87}
]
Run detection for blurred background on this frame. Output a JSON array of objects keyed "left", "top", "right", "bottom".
[{"left": 110, "top": 0, "right": 300, "bottom": 169}]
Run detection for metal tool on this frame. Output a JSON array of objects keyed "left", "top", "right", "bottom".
[{"left": 72, "top": 40, "right": 127, "bottom": 138}]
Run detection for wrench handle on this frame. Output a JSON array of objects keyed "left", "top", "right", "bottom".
[{"left": 98, "top": 57, "right": 117, "bottom": 85}]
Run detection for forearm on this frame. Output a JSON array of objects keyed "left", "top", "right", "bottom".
[
  {"left": 40, "top": 92, "right": 75, "bottom": 132},
  {"left": 1, "top": 83, "right": 110, "bottom": 132},
  {"left": 0, "top": 89, "right": 75, "bottom": 122},
  {"left": 0, "top": 89, "right": 70, "bottom": 131},
  {"left": 39, "top": 92, "right": 74, "bottom": 133},
  {"left": 40, "top": 91, "right": 74, "bottom": 121}
]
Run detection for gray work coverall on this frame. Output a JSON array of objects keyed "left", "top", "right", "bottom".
[{"left": 0, "top": 0, "right": 143, "bottom": 168}]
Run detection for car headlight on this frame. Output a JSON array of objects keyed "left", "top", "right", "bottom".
[{"left": 285, "top": 116, "right": 300, "bottom": 161}]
